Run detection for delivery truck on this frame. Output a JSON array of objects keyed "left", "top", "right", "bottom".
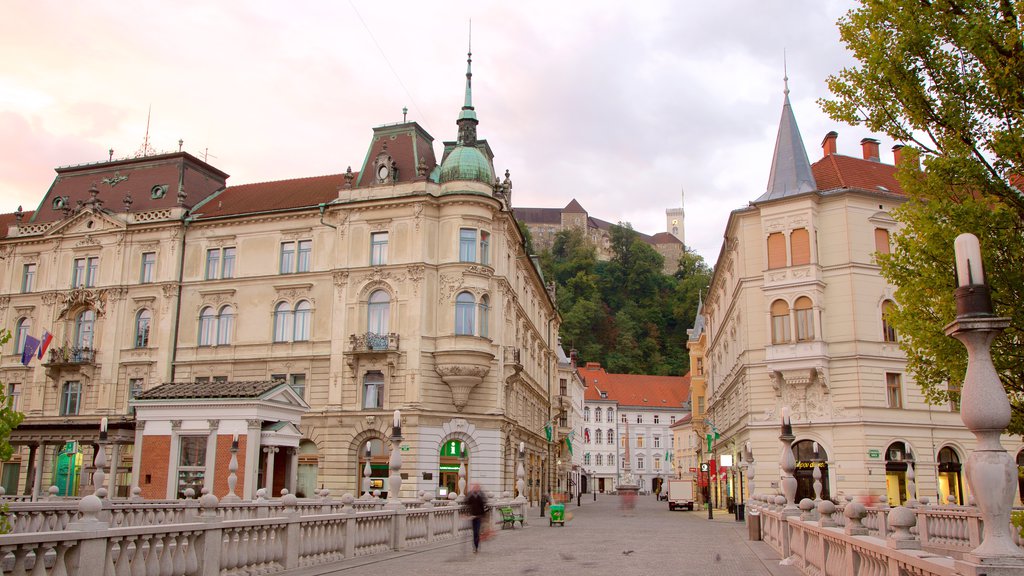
[{"left": 667, "top": 479, "right": 695, "bottom": 511}]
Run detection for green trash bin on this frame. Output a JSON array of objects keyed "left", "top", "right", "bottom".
[{"left": 549, "top": 503, "right": 565, "bottom": 526}]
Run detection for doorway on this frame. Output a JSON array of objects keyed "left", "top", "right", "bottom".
[{"left": 439, "top": 439, "right": 467, "bottom": 498}]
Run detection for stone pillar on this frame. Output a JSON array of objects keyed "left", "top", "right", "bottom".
[
  {"left": 288, "top": 448, "right": 298, "bottom": 495},
  {"left": 263, "top": 446, "right": 279, "bottom": 496},
  {"left": 244, "top": 419, "right": 261, "bottom": 500},
  {"left": 24, "top": 443, "right": 37, "bottom": 497},
  {"left": 107, "top": 442, "right": 121, "bottom": 498}
]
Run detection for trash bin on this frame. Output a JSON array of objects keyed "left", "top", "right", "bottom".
[
  {"left": 735, "top": 503, "right": 745, "bottom": 522},
  {"left": 549, "top": 503, "right": 566, "bottom": 526},
  {"left": 747, "top": 511, "right": 761, "bottom": 541}
]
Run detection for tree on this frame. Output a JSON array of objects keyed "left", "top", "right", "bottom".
[
  {"left": 0, "top": 329, "right": 25, "bottom": 461},
  {"left": 822, "top": 0, "right": 1024, "bottom": 433}
]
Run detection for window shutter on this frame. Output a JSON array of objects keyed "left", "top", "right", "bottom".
[
  {"left": 767, "top": 233, "right": 786, "bottom": 269},
  {"left": 790, "top": 229, "right": 810, "bottom": 265}
]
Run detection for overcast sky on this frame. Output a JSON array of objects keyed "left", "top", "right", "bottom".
[{"left": 1, "top": 1, "right": 890, "bottom": 264}]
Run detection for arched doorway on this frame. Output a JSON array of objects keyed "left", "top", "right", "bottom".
[
  {"left": 296, "top": 440, "right": 319, "bottom": 498},
  {"left": 357, "top": 438, "right": 389, "bottom": 498},
  {"left": 937, "top": 446, "right": 963, "bottom": 505},
  {"left": 885, "top": 441, "right": 914, "bottom": 505},
  {"left": 438, "top": 439, "right": 467, "bottom": 498},
  {"left": 793, "top": 440, "right": 830, "bottom": 502},
  {"left": 581, "top": 474, "right": 589, "bottom": 494}
]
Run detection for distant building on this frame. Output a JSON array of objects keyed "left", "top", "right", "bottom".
[
  {"left": 514, "top": 199, "right": 684, "bottom": 274},
  {"left": 700, "top": 81, "right": 1024, "bottom": 507},
  {"left": 579, "top": 362, "right": 690, "bottom": 495}
]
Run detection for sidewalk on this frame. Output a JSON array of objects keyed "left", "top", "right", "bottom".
[{"left": 296, "top": 493, "right": 801, "bottom": 576}]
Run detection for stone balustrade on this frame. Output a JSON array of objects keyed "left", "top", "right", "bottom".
[
  {"left": 748, "top": 497, "right": 1024, "bottom": 576},
  {"left": 0, "top": 492, "right": 525, "bottom": 575}
]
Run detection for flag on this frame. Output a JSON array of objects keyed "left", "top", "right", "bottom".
[
  {"left": 37, "top": 330, "right": 53, "bottom": 359},
  {"left": 544, "top": 422, "right": 552, "bottom": 442},
  {"left": 21, "top": 335, "right": 40, "bottom": 366},
  {"left": 565, "top": 436, "right": 573, "bottom": 455}
]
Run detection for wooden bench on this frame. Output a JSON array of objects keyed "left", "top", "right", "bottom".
[{"left": 499, "top": 506, "right": 525, "bottom": 529}]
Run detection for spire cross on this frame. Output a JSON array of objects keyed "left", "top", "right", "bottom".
[{"left": 783, "top": 49, "right": 790, "bottom": 97}]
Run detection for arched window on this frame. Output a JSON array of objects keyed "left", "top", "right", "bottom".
[
  {"left": 296, "top": 440, "right": 319, "bottom": 499},
  {"left": 594, "top": 407, "right": 602, "bottom": 422},
  {"left": 273, "top": 302, "right": 293, "bottom": 342},
  {"left": 885, "top": 441, "right": 915, "bottom": 505},
  {"left": 767, "top": 232, "right": 787, "bottom": 269},
  {"left": 294, "top": 300, "right": 311, "bottom": 341},
  {"left": 794, "top": 297, "right": 814, "bottom": 341},
  {"left": 790, "top": 228, "right": 810, "bottom": 266},
  {"left": 792, "top": 440, "right": 830, "bottom": 502},
  {"left": 75, "top": 310, "right": 95, "bottom": 349},
  {"left": 218, "top": 305, "right": 235, "bottom": 345},
  {"left": 584, "top": 407, "right": 591, "bottom": 422},
  {"left": 14, "top": 317, "right": 30, "bottom": 354},
  {"left": 608, "top": 429, "right": 614, "bottom": 444},
  {"left": 455, "top": 292, "right": 475, "bottom": 335},
  {"left": 882, "top": 300, "right": 898, "bottom": 342},
  {"left": 937, "top": 446, "right": 963, "bottom": 505},
  {"left": 771, "top": 299, "right": 791, "bottom": 344},
  {"left": 368, "top": 290, "right": 390, "bottom": 335},
  {"left": 478, "top": 295, "right": 490, "bottom": 338},
  {"left": 134, "top": 309, "right": 151, "bottom": 348},
  {"left": 595, "top": 429, "right": 603, "bottom": 444},
  {"left": 198, "top": 307, "right": 216, "bottom": 346},
  {"left": 607, "top": 408, "right": 614, "bottom": 423}
]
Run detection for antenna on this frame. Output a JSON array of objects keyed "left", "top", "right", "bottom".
[{"left": 135, "top": 105, "right": 157, "bottom": 157}]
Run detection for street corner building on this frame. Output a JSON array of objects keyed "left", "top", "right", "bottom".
[
  {"left": 0, "top": 49, "right": 564, "bottom": 502},
  {"left": 695, "top": 81, "right": 1024, "bottom": 507}
]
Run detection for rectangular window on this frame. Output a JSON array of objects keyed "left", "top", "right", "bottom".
[
  {"left": 669, "top": 416, "right": 676, "bottom": 424},
  {"left": 584, "top": 453, "right": 591, "bottom": 466},
  {"left": 86, "top": 257, "right": 98, "bottom": 287},
  {"left": 459, "top": 228, "right": 477, "bottom": 262},
  {"left": 7, "top": 383, "right": 20, "bottom": 411},
  {"left": 636, "top": 414, "right": 643, "bottom": 424},
  {"left": 636, "top": 435, "right": 645, "bottom": 448},
  {"left": 637, "top": 456, "right": 645, "bottom": 470},
  {"left": 280, "top": 242, "right": 295, "bottom": 274},
  {"left": 875, "top": 228, "right": 891, "bottom": 255},
  {"left": 790, "top": 228, "right": 810, "bottom": 266},
  {"left": 479, "top": 231, "right": 490, "bottom": 266},
  {"left": 297, "top": 240, "right": 312, "bottom": 272},
  {"left": 290, "top": 374, "right": 306, "bottom": 399},
  {"left": 212, "top": 376, "right": 228, "bottom": 383},
  {"left": 767, "top": 232, "right": 787, "bottom": 269},
  {"left": 222, "top": 247, "right": 236, "bottom": 278},
  {"left": 654, "top": 457, "right": 661, "bottom": 470},
  {"left": 886, "top": 373, "right": 903, "bottom": 409},
  {"left": 194, "top": 377, "right": 210, "bottom": 384},
  {"left": 363, "top": 371, "right": 384, "bottom": 409},
  {"left": 654, "top": 436, "right": 661, "bottom": 448},
  {"left": 559, "top": 378, "right": 567, "bottom": 396},
  {"left": 653, "top": 414, "right": 660, "bottom": 424},
  {"left": 205, "top": 249, "right": 220, "bottom": 280},
  {"left": 621, "top": 414, "right": 627, "bottom": 423},
  {"left": 21, "top": 263, "right": 35, "bottom": 293},
  {"left": 795, "top": 308, "right": 814, "bottom": 341},
  {"left": 128, "top": 378, "right": 143, "bottom": 416},
  {"left": 177, "top": 436, "right": 207, "bottom": 498},
  {"left": 72, "top": 258, "right": 86, "bottom": 287},
  {"left": 140, "top": 252, "right": 155, "bottom": 284},
  {"left": 370, "top": 232, "right": 388, "bottom": 266},
  {"left": 60, "top": 381, "right": 81, "bottom": 416}
]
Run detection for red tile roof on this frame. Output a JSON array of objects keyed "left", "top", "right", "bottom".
[
  {"left": 811, "top": 154, "right": 905, "bottom": 197},
  {"left": 669, "top": 413, "right": 693, "bottom": 428},
  {"left": 0, "top": 211, "right": 34, "bottom": 239},
  {"left": 193, "top": 173, "right": 348, "bottom": 219},
  {"left": 580, "top": 363, "right": 690, "bottom": 408}
]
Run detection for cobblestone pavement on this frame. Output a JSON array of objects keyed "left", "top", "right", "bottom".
[{"left": 305, "top": 494, "right": 801, "bottom": 576}]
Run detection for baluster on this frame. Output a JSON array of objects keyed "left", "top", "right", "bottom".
[
  {"left": 224, "top": 529, "right": 237, "bottom": 571},
  {"left": 143, "top": 535, "right": 160, "bottom": 576},
  {"left": 111, "top": 538, "right": 129, "bottom": 576},
  {"left": 171, "top": 534, "right": 185, "bottom": 575}
]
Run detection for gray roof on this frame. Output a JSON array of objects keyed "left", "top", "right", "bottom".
[
  {"left": 757, "top": 85, "right": 817, "bottom": 202},
  {"left": 134, "top": 380, "right": 284, "bottom": 400}
]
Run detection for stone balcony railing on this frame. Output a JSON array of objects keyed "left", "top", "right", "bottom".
[
  {"left": 748, "top": 495, "right": 1024, "bottom": 576},
  {"left": 0, "top": 491, "right": 528, "bottom": 575},
  {"left": 349, "top": 332, "right": 400, "bottom": 352},
  {"left": 44, "top": 345, "right": 96, "bottom": 366},
  {"left": 763, "top": 263, "right": 823, "bottom": 290}
]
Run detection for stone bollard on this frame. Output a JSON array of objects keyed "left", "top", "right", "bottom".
[
  {"left": 886, "top": 506, "right": 920, "bottom": 550},
  {"left": 321, "top": 488, "right": 334, "bottom": 514},
  {"left": 66, "top": 495, "right": 110, "bottom": 568},
  {"left": 844, "top": 502, "right": 868, "bottom": 536},
  {"left": 197, "top": 491, "right": 223, "bottom": 574}
]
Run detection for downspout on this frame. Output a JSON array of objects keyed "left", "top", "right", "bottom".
[
  {"left": 319, "top": 203, "right": 338, "bottom": 230},
  {"left": 167, "top": 214, "right": 191, "bottom": 382},
  {"left": 546, "top": 315, "right": 554, "bottom": 500}
]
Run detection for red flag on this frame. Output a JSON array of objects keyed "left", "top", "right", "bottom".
[{"left": 37, "top": 330, "right": 53, "bottom": 359}]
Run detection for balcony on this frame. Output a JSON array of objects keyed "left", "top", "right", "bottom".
[
  {"left": 45, "top": 346, "right": 96, "bottom": 367},
  {"left": 349, "top": 332, "right": 400, "bottom": 353},
  {"left": 762, "top": 264, "right": 823, "bottom": 291}
]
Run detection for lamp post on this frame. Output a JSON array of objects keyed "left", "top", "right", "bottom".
[
  {"left": 516, "top": 441, "right": 526, "bottom": 501},
  {"left": 386, "top": 410, "right": 403, "bottom": 507},
  {"left": 944, "top": 233, "right": 1024, "bottom": 571},
  {"left": 779, "top": 406, "right": 798, "bottom": 514}
]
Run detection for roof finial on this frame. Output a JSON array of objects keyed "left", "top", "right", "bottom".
[
  {"left": 783, "top": 49, "right": 790, "bottom": 97},
  {"left": 402, "top": 106, "right": 408, "bottom": 122},
  {"left": 455, "top": 19, "right": 479, "bottom": 145},
  {"left": 464, "top": 19, "right": 473, "bottom": 111}
]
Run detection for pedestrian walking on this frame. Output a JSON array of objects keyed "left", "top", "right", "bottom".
[{"left": 465, "top": 483, "right": 488, "bottom": 553}]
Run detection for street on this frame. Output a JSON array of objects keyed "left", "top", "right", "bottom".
[{"left": 309, "top": 493, "right": 800, "bottom": 576}]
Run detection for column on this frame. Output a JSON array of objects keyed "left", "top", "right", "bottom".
[
  {"left": 107, "top": 442, "right": 121, "bottom": 498},
  {"left": 205, "top": 420, "right": 219, "bottom": 494},
  {"left": 264, "top": 446, "right": 278, "bottom": 496},
  {"left": 288, "top": 448, "right": 298, "bottom": 494},
  {"left": 244, "top": 419, "right": 261, "bottom": 500},
  {"left": 32, "top": 444, "right": 44, "bottom": 499},
  {"left": 130, "top": 423, "right": 144, "bottom": 492},
  {"left": 24, "top": 443, "right": 37, "bottom": 497}
]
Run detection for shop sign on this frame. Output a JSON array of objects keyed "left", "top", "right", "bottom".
[{"left": 868, "top": 449, "right": 881, "bottom": 459}]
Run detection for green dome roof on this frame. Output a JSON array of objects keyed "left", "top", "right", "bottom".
[{"left": 439, "top": 145, "right": 493, "bottom": 185}]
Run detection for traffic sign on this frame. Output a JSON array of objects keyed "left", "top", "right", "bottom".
[{"left": 699, "top": 462, "right": 709, "bottom": 472}]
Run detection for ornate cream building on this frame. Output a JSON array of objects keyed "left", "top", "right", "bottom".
[
  {"left": 701, "top": 82, "right": 1024, "bottom": 507},
  {"left": 0, "top": 50, "right": 563, "bottom": 502}
]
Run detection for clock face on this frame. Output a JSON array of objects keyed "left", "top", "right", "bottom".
[{"left": 377, "top": 164, "right": 389, "bottom": 181}]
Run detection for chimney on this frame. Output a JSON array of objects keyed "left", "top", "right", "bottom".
[
  {"left": 861, "top": 138, "right": 881, "bottom": 162},
  {"left": 892, "top": 144, "right": 904, "bottom": 166},
  {"left": 821, "top": 131, "right": 838, "bottom": 157}
]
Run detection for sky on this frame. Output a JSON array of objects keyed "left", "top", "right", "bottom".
[{"left": 0, "top": 1, "right": 889, "bottom": 264}]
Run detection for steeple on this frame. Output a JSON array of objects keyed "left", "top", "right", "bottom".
[
  {"left": 456, "top": 24, "right": 478, "bottom": 145},
  {"left": 757, "top": 64, "right": 817, "bottom": 202}
]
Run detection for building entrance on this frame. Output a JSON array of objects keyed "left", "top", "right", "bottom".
[{"left": 438, "top": 439, "right": 466, "bottom": 498}]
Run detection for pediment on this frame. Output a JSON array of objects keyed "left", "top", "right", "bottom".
[
  {"left": 45, "top": 209, "right": 126, "bottom": 238},
  {"left": 263, "top": 385, "right": 310, "bottom": 410},
  {"left": 868, "top": 210, "right": 897, "bottom": 225}
]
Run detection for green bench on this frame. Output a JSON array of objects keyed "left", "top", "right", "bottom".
[{"left": 499, "top": 506, "right": 525, "bottom": 529}]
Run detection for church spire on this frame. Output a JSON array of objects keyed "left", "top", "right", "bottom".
[
  {"left": 456, "top": 22, "right": 478, "bottom": 145},
  {"left": 757, "top": 62, "right": 817, "bottom": 202}
]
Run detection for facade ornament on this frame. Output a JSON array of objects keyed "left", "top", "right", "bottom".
[
  {"left": 0, "top": 297, "right": 8, "bottom": 311},
  {"left": 417, "top": 157, "right": 427, "bottom": 177},
  {"left": 57, "top": 288, "right": 109, "bottom": 319},
  {"left": 344, "top": 166, "right": 354, "bottom": 189},
  {"left": 101, "top": 172, "right": 129, "bottom": 187},
  {"left": 122, "top": 192, "right": 133, "bottom": 212},
  {"left": 170, "top": 420, "right": 182, "bottom": 431},
  {"left": 14, "top": 205, "right": 23, "bottom": 223},
  {"left": 207, "top": 419, "right": 220, "bottom": 431}
]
